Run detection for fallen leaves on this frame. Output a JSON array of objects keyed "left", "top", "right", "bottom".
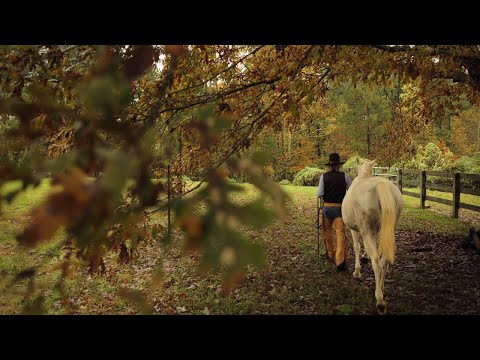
[
  {"left": 176, "top": 305, "right": 187, "bottom": 313},
  {"left": 202, "top": 307, "right": 210, "bottom": 315}
]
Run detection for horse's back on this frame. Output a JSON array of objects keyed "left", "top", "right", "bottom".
[{"left": 342, "top": 177, "right": 402, "bottom": 232}]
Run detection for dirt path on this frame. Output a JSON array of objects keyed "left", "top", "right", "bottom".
[
  {"left": 370, "top": 230, "right": 480, "bottom": 314},
  {"left": 236, "top": 220, "right": 480, "bottom": 315}
]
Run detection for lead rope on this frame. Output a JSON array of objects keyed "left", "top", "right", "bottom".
[
  {"left": 316, "top": 197, "right": 321, "bottom": 262},
  {"left": 316, "top": 197, "right": 328, "bottom": 263}
]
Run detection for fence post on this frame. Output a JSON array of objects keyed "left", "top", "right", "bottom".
[
  {"left": 397, "top": 168, "right": 403, "bottom": 193},
  {"left": 420, "top": 170, "right": 426, "bottom": 209},
  {"left": 452, "top": 172, "right": 460, "bottom": 219}
]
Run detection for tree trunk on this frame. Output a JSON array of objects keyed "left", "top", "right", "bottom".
[
  {"left": 178, "top": 131, "right": 184, "bottom": 196},
  {"left": 316, "top": 124, "right": 321, "bottom": 158},
  {"left": 477, "top": 120, "right": 480, "bottom": 153},
  {"left": 281, "top": 120, "right": 286, "bottom": 178},
  {"left": 366, "top": 105, "right": 371, "bottom": 157},
  {"left": 367, "top": 124, "right": 371, "bottom": 157}
]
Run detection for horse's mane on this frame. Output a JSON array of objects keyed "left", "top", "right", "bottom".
[{"left": 357, "top": 161, "right": 373, "bottom": 179}]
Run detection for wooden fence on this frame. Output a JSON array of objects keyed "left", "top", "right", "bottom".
[
  {"left": 373, "top": 166, "right": 398, "bottom": 181},
  {"left": 344, "top": 166, "right": 398, "bottom": 180},
  {"left": 396, "top": 169, "right": 480, "bottom": 218}
]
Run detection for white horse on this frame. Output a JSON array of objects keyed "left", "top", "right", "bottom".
[{"left": 342, "top": 160, "right": 403, "bottom": 314}]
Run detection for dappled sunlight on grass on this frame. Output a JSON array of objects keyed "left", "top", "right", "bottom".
[{"left": 1, "top": 179, "right": 55, "bottom": 218}]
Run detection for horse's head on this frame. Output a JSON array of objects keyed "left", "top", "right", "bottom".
[{"left": 357, "top": 159, "right": 377, "bottom": 178}]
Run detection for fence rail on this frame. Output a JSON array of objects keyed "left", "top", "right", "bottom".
[
  {"left": 425, "top": 182, "right": 451, "bottom": 192},
  {"left": 402, "top": 190, "right": 420, "bottom": 199},
  {"left": 403, "top": 179, "right": 419, "bottom": 187},
  {"left": 460, "top": 187, "right": 480, "bottom": 196},
  {"left": 396, "top": 169, "right": 480, "bottom": 218},
  {"left": 372, "top": 166, "right": 398, "bottom": 181},
  {"left": 402, "top": 169, "right": 420, "bottom": 175}
]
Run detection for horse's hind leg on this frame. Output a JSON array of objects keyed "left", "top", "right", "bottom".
[
  {"left": 380, "top": 257, "right": 389, "bottom": 293},
  {"left": 351, "top": 230, "right": 362, "bottom": 278},
  {"left": 363, "top": 235, "right": 387, "bottom": 314},
  {"left": 361, "top": 249, "right": 369, "bottom": 263}
]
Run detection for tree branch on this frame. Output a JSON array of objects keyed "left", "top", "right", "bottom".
[
  {"left": 159, "top": 75, "right": 283, "bottom": 115},
  {"left": 373, "top": 45, "right": 480, "bottom": 90},
  {"left": 170, "top": 45, "right": 266, "bottom": 95}
]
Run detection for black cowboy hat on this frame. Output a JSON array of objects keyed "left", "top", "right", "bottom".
[{"left": 324, "top": 153, "right": 345, "bottom": 166}]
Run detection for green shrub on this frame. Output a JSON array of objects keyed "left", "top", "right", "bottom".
[
  {"left": 279, "top": 179, "right": 291, "bottom": 185},
  {"left": 293, "top": 166, "right": 323, "bottom": 186},
  {"left": 395, "top": 143, "right": 459, "bottom": 189},
  {"left": 226, "top": 177, "right": 238, "bottom": 183},
  {"left": 273, "top": 168, "right": 296, "bottom": 182},
  {"left": 399, "top": 143, "right": 456, "bottom": 172},
  {"left": 343, "top": 155, "right": 364, "bottom": 170},
  {"left": 343, "top": 155, "right": 371, "bottom": 179},
  {"left": 454, "top": 156, "right": 480, "bottom": 174},
  {"left": 454, "top": 155, "right": 480, "bottom": 190},
  {"left": 188, "top": 174, "right": 200, "bottom": 181},
  {"left": 226, "top": 171, "right": 247, "bottom": 183}
]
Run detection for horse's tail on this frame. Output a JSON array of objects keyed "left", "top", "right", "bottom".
[{"left": 376, "top": 181, "right": 397, "bottom": 264}]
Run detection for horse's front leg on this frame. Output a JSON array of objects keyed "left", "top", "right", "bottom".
[{"left": 351, "top": 230, "right": 362, "bottom": 278}]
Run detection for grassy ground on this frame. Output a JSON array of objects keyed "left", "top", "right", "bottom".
[
  {"left": 401, "top": 186, "right": 480, "bottom": 225},
  {"left": 0, "top": 181, "right": 479, "bottom": 314}
]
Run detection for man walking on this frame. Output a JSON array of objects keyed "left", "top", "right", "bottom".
[{"left": 317, "top": 153, "right": 352, "bottom": 271}]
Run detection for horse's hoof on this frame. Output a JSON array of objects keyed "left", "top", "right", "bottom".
[
  {"left": 353, "top": 270, "right": 361, "bottom": 278},
  {"left": 376, "top": 303, "right": 387, "bottom": 315}
]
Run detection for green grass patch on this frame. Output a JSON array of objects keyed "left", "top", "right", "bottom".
[{"left": 403, "top": 186, "right": 480, "bottom": 206}]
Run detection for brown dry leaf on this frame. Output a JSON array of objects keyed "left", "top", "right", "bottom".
[
  {"left": 180, "top": 215, "right": 204, "bottom": 248},
  {"left": 123, "top": 46, "right": 160, "bottom": 82},
  {"left": 222, "top": 271, "right": 246, "bottom": 295},
  {"left": 202, "top": 307, "right": 210, "bottom": 315},
  {"left": 175, "top": 306, "right": 186, "bottom": 313},
  {"left": 17, "top": 168, "right": 93, "bottom": 247},
  {"left": 118, "top": 242, "right": 130, "bottom": 264},
  {"left": 18, "top": 192, "right": 74, "bottom": 247},
  {"left": 86, "top": 251, "right": 106, "bottom": 275},
  {"left": 164, "top": 45, "right": 187, "bottom": 58},
  {"left": 54, "top": 167, "right": 91, "bottom": 204}
]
